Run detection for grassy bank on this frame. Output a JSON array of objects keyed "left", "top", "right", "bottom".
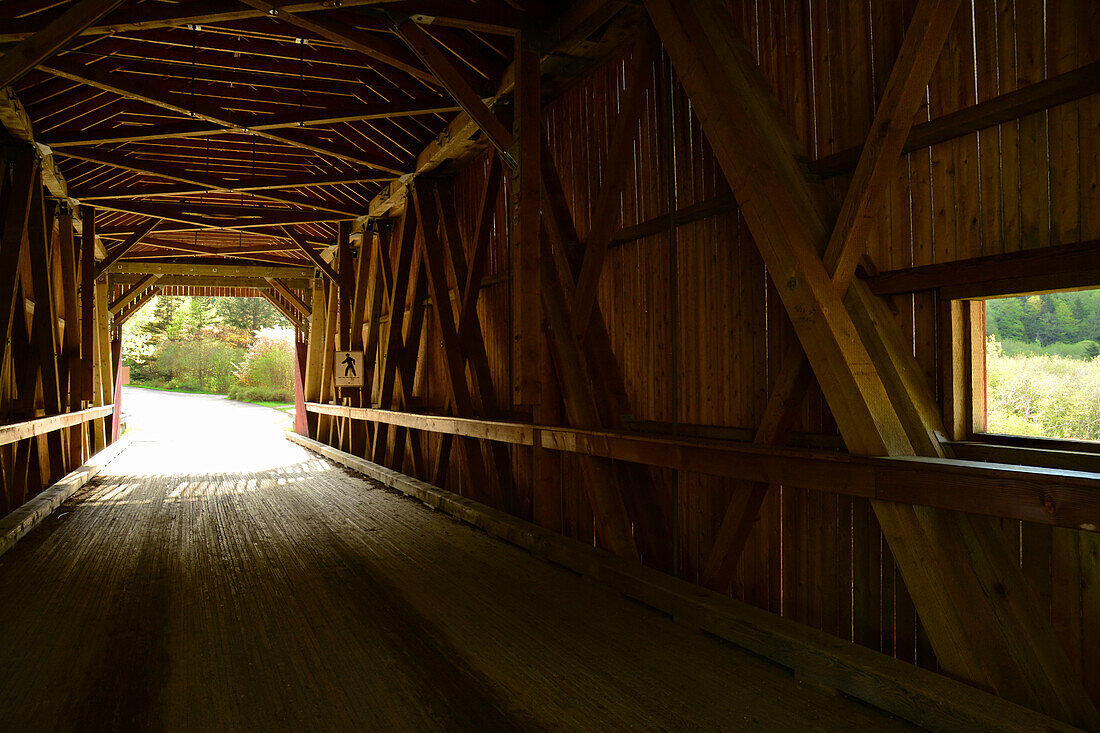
[{"left": 987, "top": 339, "right": 1100, "bottom": 441}]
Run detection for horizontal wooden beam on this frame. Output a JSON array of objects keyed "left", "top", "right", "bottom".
[
  {"left": 110, "top": 273, "right": 310, "bottom": 290},
  {"left": 0, "top": 406, "right": 114, "bottom": 448},
  {"left": 811, "top": 61, "right": 1100, "bottom": 177},
  {"left": 108, "top": 261, "right": 313, "bottom": 279},
  {"left": 863, "top": 238, "right": 1100, "bottom": 298},
  {"left": 304, "top": 403, "right": 1100, "bottom": 531}
]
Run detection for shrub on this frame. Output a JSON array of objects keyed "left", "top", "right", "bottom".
[
  {"left": 987, "top": 336, "right": 1100, "bottom": 441},
  {"left": 235, "top": 329, "right": 294, "bottom": 393}
]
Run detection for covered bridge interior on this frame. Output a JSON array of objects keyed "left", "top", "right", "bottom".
[{"left": 1, "top": 0, "right": 1098, "bottom": 729}]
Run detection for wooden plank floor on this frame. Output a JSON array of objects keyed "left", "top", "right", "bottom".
[{"left": 0, "top": 390, "right": 915, "bottom": 730}]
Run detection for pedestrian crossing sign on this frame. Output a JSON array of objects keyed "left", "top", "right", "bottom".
[{"left": 334, "top": 350, "right": 364, "bottom": 387}]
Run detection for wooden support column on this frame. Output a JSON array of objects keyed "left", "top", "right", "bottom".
[
  {"left": 645, "top": 0, "right": 1099, "bottom": 725},
  {"left": 57, "top": 206, "right": 83, "bottom": 468},
  {"left": 334, "top": 221, "right": 355, "bottom": 450},
  {"left": 91, "top": 275, "right": 111, "bottom": 452},
  {"left": 26, "top": 178, "right": 66, "bottom": 481},
  {"left": 317, "top": 279, "right": 339, "bottom": 444},
  {"left": 391, "top": 257, "right": 429, "bottom": 478},
  {"left": 346, "top": 227, "right": 375, "bottom": 455},
  {"left": 512, "top": 25, "right": 542, "bottom": 408},
  {"left": 109, "top": 336, "right": 123, "bottom": 442},
  {"left": 303, "top": 278, "right": 326, "bottom": 438},
  {"left": 79, "top": 205, "right": 95, "bottom": 418},
  {"left": 359, "top": 230, "right": 387, "bottom": 450}
]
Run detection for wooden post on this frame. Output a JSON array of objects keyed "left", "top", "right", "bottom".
[
  {"left": 293, "top": 339, "right": 308, "bottom": 436},
  {"left": 303, "top": 278, "right": 326, "bottom": 438},
  {"left": 109, "top": 336, "right": 122, "bottom": 442},
  {"left": 512, "top": 26, "right": 541, "bottom": 408},
  {"left": 57, "top": 205, "right": 83, "bottom": 468}
]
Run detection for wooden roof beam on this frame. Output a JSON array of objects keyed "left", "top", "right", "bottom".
[
  {"left": 88, "top": 200, "right": 351, "bottom": 230},
  {"left": 109, "top": 260, "right": 313, "bottom": 279},
  {"left": 123, "top": 245, "right": 308, "bottom": 268},
  {"left": 95, "top": 216, "right": 160, "bottom": 277},
  {"left": 111, "top": 273, "right": 309, "bottom": 290},
  {"left": 108, "top": 274, "right": 161, "bottom": 315},
  {"left": 237, "top": 0, "right": 438, "bottom": 86},
  {"left": 391, "top": 16, "right": 515, "bottom": 162},
  {"left": 55, "top": 147, "right": 362, "bottom": 217},
  {"left": 260, "top": 289, "right": 307, "bottom": 331},
  {"left": 281, "top": 225, "right": 339, "bottom": 283},
  {"left": 42, "top": 97, "right": 461, "bottom": 147},
  {"left": 71, "top": 173, "right": 388, "bottom": 201},
  {"left": 37, "top": 58, "right": 407, "bottom": 174},
  {"left": 0, "top": 0, "right": 126, "bottom": 89},
  {"left": 0, "top": 1, "right": 391, "bottom": 43},
  {"left": 348, "top": 2, "right": 524, "bottom": 36},
  {"left": 366, "top": 0, "right": 630, "bottom": 218}
]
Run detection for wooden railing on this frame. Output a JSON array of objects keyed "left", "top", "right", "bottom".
[
  {"left": 0, "top": 405, "right": 114, "bottom": 447},
  {"left": 304, "top": 402, "right": 1100, "bottom": 532}
]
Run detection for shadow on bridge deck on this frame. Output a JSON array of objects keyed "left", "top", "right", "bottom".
[{"left": 0, "top": 389, "right": 914, "bottom": 731}]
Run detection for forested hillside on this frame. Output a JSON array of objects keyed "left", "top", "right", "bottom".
[{"left": 986, "top": 289, "right": 1100, "bottom": 359}]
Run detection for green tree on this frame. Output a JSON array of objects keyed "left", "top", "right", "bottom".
[
  {"left": 988, "top": 297, "right": 1026, "bottom": 341},
  {"left": 173, "top": 297, "right": 216, "bottom": 340},
  {"left": 215, "top": 297, "right": 282, "bottom": 334},
  {"left": 142, "top": 295, "right": 183, "bottom": 339}
]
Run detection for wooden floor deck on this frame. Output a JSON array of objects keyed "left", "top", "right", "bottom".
[{"left": 0, "top": 391, "right": 916, "bottom": 730}]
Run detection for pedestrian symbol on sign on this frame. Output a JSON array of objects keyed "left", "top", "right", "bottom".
[
  {"left": 341, "top": 352, "right": 357, "bottom": 377},
  {"left": 333, "top": 350, "right": 364, "bottom": 387}
]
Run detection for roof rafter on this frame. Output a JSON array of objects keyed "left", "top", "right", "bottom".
[
  {"left": 43, "top": 97, "right": 460, "bottom": 147},
  {"left": 0, "top": 0, "right": 126, "bottom": 89},
  {"left": 56, "top": 146, "right": 364, "bottom": 216},
  {"left": 38, "top": 57, "right": 407, "bottom": 173}
]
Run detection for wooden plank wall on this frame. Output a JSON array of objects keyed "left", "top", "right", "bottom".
[
  {"left": 349, "top": 0, "right": 1099, "bottom": 702},
  {"left": 1, "top": 152, "right": 116, "bottom": 517}
]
